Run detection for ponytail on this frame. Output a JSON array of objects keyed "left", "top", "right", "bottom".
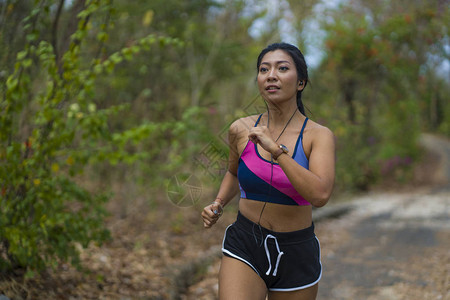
[{"left": 297, "top": 91, "right": 305, "bottom": 116}]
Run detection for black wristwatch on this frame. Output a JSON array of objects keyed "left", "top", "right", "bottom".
[{"left": 273, "top": 144, "right": 289, "bottom": 160}]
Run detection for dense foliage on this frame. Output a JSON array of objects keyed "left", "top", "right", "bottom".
[
  {"left": 0, "top": 0, "right": 185, "bottom": 273},
  {"left": 308, "top": 0, "right": 449, "bottom": 190},
  {"left": 0, "top": 0, "right": 448, "bottom": 273}
]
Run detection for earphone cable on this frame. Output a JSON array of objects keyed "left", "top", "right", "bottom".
[{"left": 254, "top": 106, "right": 298, "bottom": 246}]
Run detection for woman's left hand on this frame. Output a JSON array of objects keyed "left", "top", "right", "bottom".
[{"left": 248, "top": 126, "right": 278, "bottom": 154}]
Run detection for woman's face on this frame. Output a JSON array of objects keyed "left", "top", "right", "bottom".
[{"left": 257, "top": 49, "right": 303, "bottom": 104}]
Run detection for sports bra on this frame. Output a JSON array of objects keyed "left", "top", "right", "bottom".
[{"left": 237, "top": 114, "right": 310, "bottom": 206}]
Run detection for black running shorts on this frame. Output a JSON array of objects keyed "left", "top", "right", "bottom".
[{"left": 222, "top": 211, "right": 322, "bottom": 291}]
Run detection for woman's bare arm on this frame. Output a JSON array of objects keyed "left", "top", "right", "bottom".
[
  {"left": 201, "top": 120, "right": 243, "bottom": 228},
  {"left": 277, "top": 126, "right": 336, "bottom": 207}
]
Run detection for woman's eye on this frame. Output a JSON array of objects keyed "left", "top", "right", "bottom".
[
  {"left": 259, "top": 67, "right": 268, "bottom": 73},
  {"left": 279, "top": 66, "right": 289, "bottom": 71}
]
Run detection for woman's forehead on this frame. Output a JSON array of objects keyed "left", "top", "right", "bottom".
[{"left": 260, "top": 50, "right": 293, "bottom": 64}]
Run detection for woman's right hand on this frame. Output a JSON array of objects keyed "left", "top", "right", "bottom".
[{"left": 201, "top": 201, "right": 223, "bottom": 228}]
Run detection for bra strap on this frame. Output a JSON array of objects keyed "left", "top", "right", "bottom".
[
  {"left": 254, "top": 114, "right": 263, "bottom": 127},
  {"left": 300, "top": 117, "right": 308, "bottom": 139}
]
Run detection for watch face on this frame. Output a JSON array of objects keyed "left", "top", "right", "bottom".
[{"left": 280, "top": 144, "right": 289, "bottom": 153}]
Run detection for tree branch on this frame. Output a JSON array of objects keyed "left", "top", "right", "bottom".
[{"left": 52, "top": 0, "right": 65, "bottom": 75}]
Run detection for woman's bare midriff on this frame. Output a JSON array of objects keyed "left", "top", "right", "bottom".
[{"left": 239, "top": 198, "right": 313, "bottom": 232}]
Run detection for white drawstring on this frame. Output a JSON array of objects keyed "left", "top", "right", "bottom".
[{"left": 264, "top": 234, "right": 284, "bottom": 276}]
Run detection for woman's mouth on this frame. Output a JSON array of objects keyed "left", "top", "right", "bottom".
[{"left": 266, "top": 85, "right": 280, "bottom": 92}]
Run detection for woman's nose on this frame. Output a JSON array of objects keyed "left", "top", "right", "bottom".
[{"left": 267, "top": 69, "right": 277, "bottom": 81}]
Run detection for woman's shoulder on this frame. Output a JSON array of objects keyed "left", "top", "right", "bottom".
[
  {"left": 229, "top": 114, "right": 261, "bottom": 133},
  {"left": 304, "top": 118, "right": 335, "bottom": 143},
  {"left": 228, "top": 115, "right": 260, "bottom": 152},
  {"left": 301, "top": 118, "right": 335, "bottom": 157}
]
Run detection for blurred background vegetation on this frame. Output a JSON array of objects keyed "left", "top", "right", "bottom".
[{"left": 0, "top": 0, "right": 448, "bottom": 273}]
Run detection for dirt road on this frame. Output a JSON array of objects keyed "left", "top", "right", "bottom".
[{"left": 315, "top": 188, "right": 449, "bottom": 299}]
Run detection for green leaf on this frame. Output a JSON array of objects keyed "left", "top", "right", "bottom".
[
  {"left": 6, "top": 76, "right": 18, "bottom": 90},
  {"left": 17, "top": 50, "right": 28, "bottom": 60},
  {"left": 22, "top": 59, "right": 32, "bottom": 68}
]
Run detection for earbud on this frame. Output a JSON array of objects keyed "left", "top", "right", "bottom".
[{"left": 299, "top": 81, "right": 303, "bottom": 86}]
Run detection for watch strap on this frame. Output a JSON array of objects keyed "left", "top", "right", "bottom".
[{"left": 272, "top": 146, "right": 284, "bottom": 160}]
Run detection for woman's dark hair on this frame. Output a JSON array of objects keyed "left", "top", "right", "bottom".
[{"left": 256, "top": 42, "right": 308, "bottom": 115}]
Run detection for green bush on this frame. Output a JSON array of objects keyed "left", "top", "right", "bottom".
[{"left": 0, "top": 0, "right": 182, "bottom": 273}]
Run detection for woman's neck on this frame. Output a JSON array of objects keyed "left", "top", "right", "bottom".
[{"left": 266, "top": 102, "right": 300, "bottom": 128}]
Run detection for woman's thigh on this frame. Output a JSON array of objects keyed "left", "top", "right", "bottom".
[
  {"left": 219, "top": 256, "right": 267, "bottom": 300},
  {"left": 268, "top": 284, "right": 318, "bottom": 300}
]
